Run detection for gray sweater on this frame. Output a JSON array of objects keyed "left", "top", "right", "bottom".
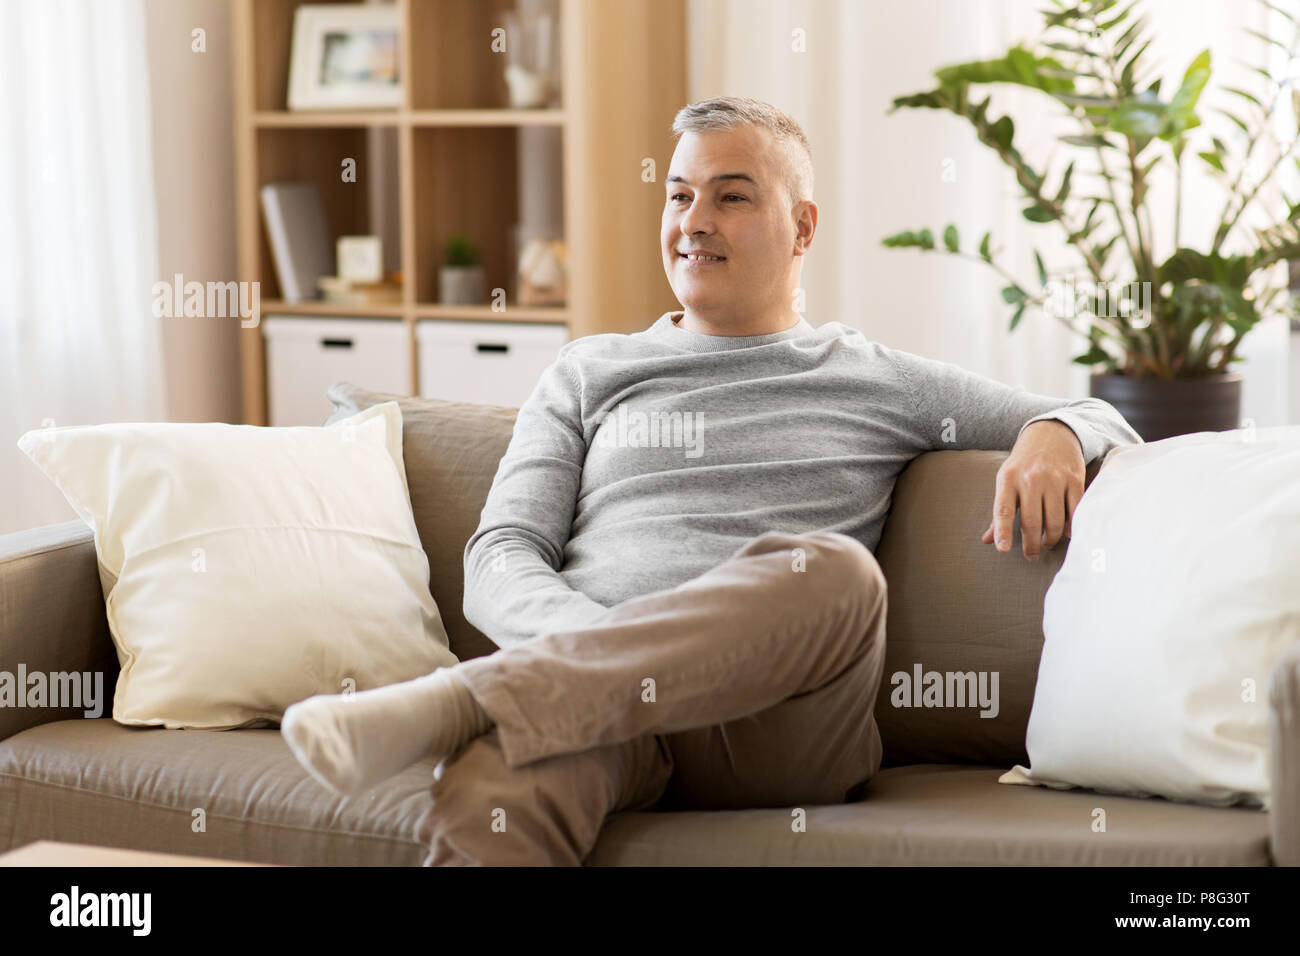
[{"left": 464, "top": 311, "right": 1142, "bottom": 649}]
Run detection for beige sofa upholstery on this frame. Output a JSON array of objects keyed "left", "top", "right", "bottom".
[{"left": 0, "top": 393, "right": 1292, "bottom": 865}]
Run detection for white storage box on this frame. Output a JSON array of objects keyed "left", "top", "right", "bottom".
[
  {"left": 416, "top": 320, "right": 569, "bottom": 407},
  {"left": 263, "top": 316, "right": 409, "bottom": 426}
]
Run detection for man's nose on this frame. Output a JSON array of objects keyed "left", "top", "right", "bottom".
[{"left": 679, "top": 197, "right": 715, "bottom": 235}]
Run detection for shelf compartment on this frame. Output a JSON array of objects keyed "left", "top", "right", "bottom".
[
  {"left": 407, "top": 0, "right": 561, "bottom": 110},
  {"left": 410, "top": 125, "right": 520, "bottom": 307},
  {"left": 251, "top": 0, "right": 384, "bottom": 113},
  {"left": 255, "top": 126, "right": 402, "bottom": 301}
]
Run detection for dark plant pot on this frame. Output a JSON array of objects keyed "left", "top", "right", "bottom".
[{"left": 1089, "top": 372, "right": 1242, "bottom": 443}]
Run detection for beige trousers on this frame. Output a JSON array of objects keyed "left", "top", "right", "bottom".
[{"left": 416, "top": 530, "right": 888, "bottom": 865}]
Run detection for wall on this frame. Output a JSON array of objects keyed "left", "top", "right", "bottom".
[{"left": 145, "top": 0, "right": 241, "bottom": 424}]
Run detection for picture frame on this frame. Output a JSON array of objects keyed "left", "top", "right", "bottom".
[{"left": 287, "top": 5, "right": 402, "bottom": 111}]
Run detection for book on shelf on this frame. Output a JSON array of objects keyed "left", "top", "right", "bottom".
[
  {"left": 259, "top": 182, "right": 334, "bottom": 302},
  {"left": 317, "top": 273, "right": 403, "bottom": 306}
]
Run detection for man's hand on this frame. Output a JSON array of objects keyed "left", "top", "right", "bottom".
[{"left": 980, "top": 420, "right": 1086, "bottom": 562}]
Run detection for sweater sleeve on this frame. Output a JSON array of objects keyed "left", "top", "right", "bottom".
[
  {"left": 462, "top": 352, "right": 611, "bottom": 650},
  {"left": 887, "top": 345, "right": 1144, "bottom": 462}
]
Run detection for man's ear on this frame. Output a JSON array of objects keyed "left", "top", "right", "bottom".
[{"left": 793, "top": 199, "right": 818, "bottom": 255}]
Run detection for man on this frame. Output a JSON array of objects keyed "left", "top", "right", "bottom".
[{"left": 282, "top": 96, "right": 1142, "bottom": 865}]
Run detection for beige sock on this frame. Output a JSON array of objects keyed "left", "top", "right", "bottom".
[{"left": 281, "top": 667, "right": 492, "bottom": 797}]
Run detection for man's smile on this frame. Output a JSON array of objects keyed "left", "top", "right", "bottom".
[{"left": 678, "top": 250, "right": 727, "bottom": 266}]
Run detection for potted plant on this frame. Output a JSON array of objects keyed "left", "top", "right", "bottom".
[
  {"left": 439, "top": 235, "right": 485, "bottom": 306},
  {"left": 882, "top": 0, "right": 1300, "bottom": 440}
]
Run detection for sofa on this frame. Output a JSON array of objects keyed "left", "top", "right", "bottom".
[{"left": 1, "top": 390, "right": 1296, "bottom": 866}]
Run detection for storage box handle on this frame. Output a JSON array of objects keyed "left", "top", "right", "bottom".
[
  {"left": 476, "top": 343, "right": 510, "bottom": 353},
  {"left": 320, "top": 338, "right": 353, "bottom": 349}
]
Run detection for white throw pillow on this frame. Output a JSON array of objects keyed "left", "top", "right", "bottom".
[
  {"left": 1000, "top": 426, "right": 1300, "bottom": 809},
  {"left": 17, "top": 401, "right": 458, "bottom": 729}
]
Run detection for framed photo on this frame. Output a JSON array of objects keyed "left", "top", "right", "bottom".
[{"left": 287, "top": 5, "right": 402, "bottom": 111}]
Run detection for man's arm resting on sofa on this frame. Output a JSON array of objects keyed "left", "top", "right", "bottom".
[
  {"left": 885, "top": 345, "right": 1143, "bottom": 561},
  {"left": 1269, "top": 642, "right": 1300, "bottom": 865},
  {"left": 0, "top": 520, "right": 118, "bottom": 740}
]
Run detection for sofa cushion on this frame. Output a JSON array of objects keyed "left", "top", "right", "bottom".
[
  {"left": 588, "top": 764, "right": 1271, "bottom": 866},
  {"left": 1004, "top": 428, "right": 1300, "bottom": 808},
  {"left": 0, "top": 719, "right": 433, "bottom": 866},
  {"left": 873, "top": 450, "right": 1104, "bottom": 767},
  {"left": 16, "top": 403, "right": 456, "bottom": 729},
  {"left": 1, "top": 721, "right": 1269, "bottom": 866},
  {"left": 325, "top": 383, "right": 519, "bottom": 662}
]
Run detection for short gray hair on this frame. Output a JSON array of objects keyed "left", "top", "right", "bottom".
[{"left": 671, "top": 96, "right": 814, "bottom": 208}]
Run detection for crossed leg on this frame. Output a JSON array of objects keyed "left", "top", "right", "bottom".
[{"left": 413, "top": 529, "right": 888, "bottom": 864}]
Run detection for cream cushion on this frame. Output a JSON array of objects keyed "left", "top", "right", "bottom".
[
  {"left": 1001, "top": 426, "right": 1300, "bottom": 808},
  {"left": 17, "top": 402, "right": 457, "bottom": 729}
]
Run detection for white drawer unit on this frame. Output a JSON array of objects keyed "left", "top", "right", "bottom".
[
  {"left": 262, "top": 317, "right": 409, "bottom": 426},
  {"left": 416, "top": 320, "right": 569, "bottom": 407}
]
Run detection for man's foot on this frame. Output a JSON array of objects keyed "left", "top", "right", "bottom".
[{"left": 281, "top": 667, "right": 493, "bottom": 797}]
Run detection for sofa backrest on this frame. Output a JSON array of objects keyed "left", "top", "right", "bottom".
[
  {"left": 873, "top": 451, "right": 1102, "bottom": 766},
  {"left": 327, "top": 383, "right": 1101, "bottom": 768}
]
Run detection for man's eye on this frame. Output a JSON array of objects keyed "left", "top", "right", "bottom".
[
  {"left": 724, "top": 194, "right": 747, "bottom": 202},
  {"left": 669, "top": 193, "right": 689, "bottom": 202}
]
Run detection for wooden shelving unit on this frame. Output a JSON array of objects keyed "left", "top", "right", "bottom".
[{"left": 230, "top": 0, "right": 686, "bottom": 424}]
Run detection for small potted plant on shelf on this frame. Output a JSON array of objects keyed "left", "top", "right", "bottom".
[
  {"left": 882, "top": 0, "right": 1300, "bottom": 441},
  {"left": 439, "top": 235, "right": 485, "bottom": 306}
]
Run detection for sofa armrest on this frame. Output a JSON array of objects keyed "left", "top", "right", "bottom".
[
  {"left": 0, "top": 520, "right": 117, "bottom": 740},
  {"left": 1270, "top": 643, "right": 1300, "bottom": 865}
]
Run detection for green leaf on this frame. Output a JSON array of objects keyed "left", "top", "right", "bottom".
[
  {"left": 1223, "top": 86, "right": 1264, "bottom": 110},
  {"left": 1259, "top": 0, "right": 1297, "bottom": 24},
  {"left": 1095, "top": 1, "right": 1136, "bottom": 32},
  {"left": 979, "top": 231, "right": 992, "bottom": 261},
  {"left": 1010, "top": 300, "right": 1028, "bottom": 331},
  {"left": 918, "top": 227, "right": 935, "bottom": 251},
  {"left": 1119, "top": 38, "right": 1153, "bottom": 90},
  {"left": 882, "top": 230, "right": 920, "bottom": 248},
  {"left": 1001, "top": 284, "right": 1027, "bottom": 304},
  {"left": 990, "top": 115, "right": 1015, "bottom": 151},
  {"left": 1092, "top": 234, "right": 1122, "bottom": 265},
  {"left": 1072, "top": 346, "right": 1111, "bottom": 365},
  {"left": 1163, "top": 49, "right": 1211, "bottom": 138},
  {"left": 1054, "top": 93, "right": 1118, "bottom": 108},
  {"left": 1023, "top": 204, "right": 1056, "bottom": 223},
  {"left": 1043, "top": 41, "right": 1097, "bottom": 57},
  {"left": 1245, "top": 27, "right": 1290, "bottom": 53},
  {"left": 1199, "top": 150, "right": 1226, "bottom": 173},
  {"left": 1114, "top": 17, "right": 1147, "bottom": 58},
  {"left": 890, "top": 91, "right": 950, "bottom": 112},
  {"left": 1110, "top": 90, "right": 1164, "bottom": 139},
  {"left": 1034, "top": 250, "right": 1048, "bottom": 287},
  {"left": 933, "top": 44, "right": 1075, "bottom": 95},
  {"left": 1055, "top": 160, "right": 1075, "bottom": 203},
  {"left": 1059, "top": 133, "right": 1112, "bottom": 147},
  {"left": 1215, "top": 107, "right": 1253, "bottom": 135},
  {"left": 943, "top": 224, "right": 960, "bottom": 252}
]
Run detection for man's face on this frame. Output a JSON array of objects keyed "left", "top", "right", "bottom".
[{"left": 661, "top": 127, "right": 807, "bottom": 324}]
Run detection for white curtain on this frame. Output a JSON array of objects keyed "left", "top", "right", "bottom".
[
  {"left": 687, "top": 0, "right": 1290, "bottom": 420},
  {"left": 0, "top": 0, "right": 165, "bottom": 534}
]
